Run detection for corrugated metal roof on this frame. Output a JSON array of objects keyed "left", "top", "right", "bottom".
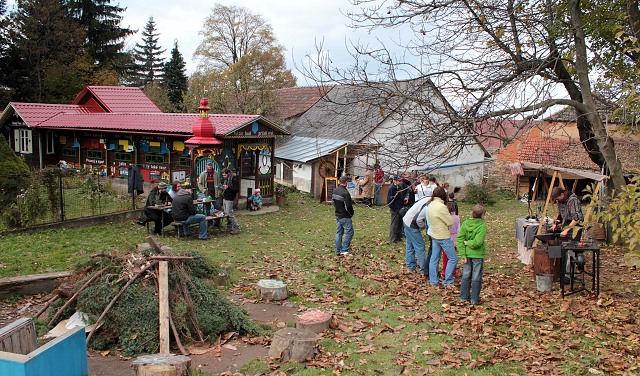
[
  {"left": 8, "top": 103, "right": 91, "bottom": 126},
  {"left": 37, "top": 112, "right": 261, "bottom": 135},
  {"left": 275, "top": 136, "right": 348, "bottom": 162},
  {"left": 73, "top": 86, "right": 163, "bottom": 113}
]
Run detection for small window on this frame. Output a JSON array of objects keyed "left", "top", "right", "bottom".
[
  {"left": 62, "top": 147, "right": 77, "bottom": 157},
  {"left": 87, "top": 150, "right": 103, "bottom": 159},
  {"left": 13, "top": 129, "right": 32, "bottom": 154},
  {"left": 179, "top": 156, "right": 191, "bottom": 167},
  {"left": 114, "top": 152, "right": 132, "bottom": 162},
  {"left": 145, "top": 154, "right": 165, "bottom": 164},
  {"left": 46, "top": 131, "right": 54, "bottom": 154}
]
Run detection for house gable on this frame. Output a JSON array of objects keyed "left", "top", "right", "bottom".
[{"left": 72, "top": 86, "right": 162, "bottom": 114}]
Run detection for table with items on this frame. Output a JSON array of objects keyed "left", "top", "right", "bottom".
[
  {"left": 146, "top": 199, "right": 227, "bottom": 237},
  {"left": 515, "top": 217, "right": 540, "bottom": 265}
]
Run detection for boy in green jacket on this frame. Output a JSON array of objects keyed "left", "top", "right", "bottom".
[{"left": 457, "top": 204, "right": 487, "bottom": 304}]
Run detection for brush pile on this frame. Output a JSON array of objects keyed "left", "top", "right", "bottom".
[{"left": 46, "top": 240, "right": 257, "bottom": 356}]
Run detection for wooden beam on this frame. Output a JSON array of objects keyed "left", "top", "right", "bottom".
[
  {"left": 583, "top": 180, "right": 603, "bottom": 224},
  {"left": 535, "top": 171, "right": 559, "bottom": 242},
  {"left": 159, "top": 261, "right": 170, "bottom": 354}
]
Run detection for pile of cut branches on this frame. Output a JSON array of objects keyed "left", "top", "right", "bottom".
[{"left": 46, "top": 240, "right": 258, "bottom": 356}]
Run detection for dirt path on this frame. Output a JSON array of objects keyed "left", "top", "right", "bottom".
[{"left": 0, "top": 294, "right": 299, "bottom": 376}]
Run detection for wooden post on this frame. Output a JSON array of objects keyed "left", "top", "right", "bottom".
[
  {"left": 583, "top": 180, "right": 603, "bottom": 223},
  {"left": 535, "top": 171, "right": 558, "bottom": 243},
  {"left": 159, "top": 261, "right": 170, "bottom": 354}
]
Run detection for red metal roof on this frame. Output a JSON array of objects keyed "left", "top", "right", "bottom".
[
  {"left": 72, "top": 86, "right": 163, "bottom": 113},
  {"left": 9, "top": 103, "right": 91, "bottom": 126},
  {"left": 37, "top": 112, "right": 260, "bottom": 135}
]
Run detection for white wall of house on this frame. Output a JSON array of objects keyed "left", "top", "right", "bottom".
[{"left": 274, "top": 159, "right": 314, "bottom": 193}]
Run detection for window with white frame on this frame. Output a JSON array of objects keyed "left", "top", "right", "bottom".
[
  {"left": 46, "top": 131, "right": 54, "bottom": 154},
  {"left": 13, "top": 129, "right": 32, "bottom": 154}
]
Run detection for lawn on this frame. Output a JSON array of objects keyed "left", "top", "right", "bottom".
[{"left": 0, "top": 193, "right": 638, "bottom": 375}]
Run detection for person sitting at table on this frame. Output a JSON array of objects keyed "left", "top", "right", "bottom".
[
  {"left": 168, "top": 180, "right": 181, "bottom": 200},
  {"left": 143, "top": 181, "right": 173, "bottom": 235},
  {"left": 171, "top": 188, "right": 208, "bottom": 240},
  {"left": 247, "top": 188, "right": 262, "bottom": 211}
]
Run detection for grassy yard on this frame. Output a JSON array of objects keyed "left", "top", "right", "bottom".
[{"left": 0, "top": 193, "right": 638, "bottom": 375}]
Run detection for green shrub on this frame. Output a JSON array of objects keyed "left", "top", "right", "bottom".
[
  {"left": 461, "top": 179, "right": 496, "bottom": 205},
  {"left": 0, "top": 135, "right": 31, "bottom": 208}
]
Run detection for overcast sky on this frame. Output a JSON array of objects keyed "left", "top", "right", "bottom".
[
  {"left": 119, "top": 0, "right": 377, "bottom": 85},
  {"left": 4, "top": 0, "right": 413, "bottom": 84}
]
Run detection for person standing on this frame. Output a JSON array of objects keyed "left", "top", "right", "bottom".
[
  {"left": 402, "top": 197, "right": 430, "bottom": 277},
  {"left": 358, "top": 165, "right": 374, "bottom": 206},
  {"left": 332, "top": 175, "right": 355, "bottom": 255},
  {"left": 457, "top": 204, "right": 487, "bottom": 304},
  {"left": 197, "top": 162, "right": 222, "bottom": 226},
  {"left": 373, "top": 163, "right": 384, "bottom": 206},
  {"left": 427, "top": 187, "right": 458, "bottom": 288},
  {"left": 387, "top": 176, "right": 405, "bottom": 242},
  {"left": 442, "top": 201, "right": 460, "bottom": 278},
  {"left": 550, "top": 187, "right": 584, "bottom": 239},
  {"left": 221, "top": 168, "right": 241, "bottom": 234},
  {"left": 172, "top": 188, "right": 208, "bottom": 240}
]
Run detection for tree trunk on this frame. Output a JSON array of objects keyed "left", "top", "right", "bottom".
[
  {"left": 295, "top": 310, "right": 332, "bottom": 333},
  {"left": 257, "top": 279, "right": 288, "bottom": 301},
  {"left": 568, "top": 0, "right": 626, "bottom": 191},
  {"left": 131, "top": 354, "right": 191, "bottom": 376}
]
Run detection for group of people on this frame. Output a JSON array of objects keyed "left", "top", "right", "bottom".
[
  {"left": 332, "top": 170, "right": 488, "bottom": 304},
  {"left": 391, "top": 174, "right": 487, "bottom": 304},
  {"left": 140, "top": 162, "right": 242, "bottom": 239}
]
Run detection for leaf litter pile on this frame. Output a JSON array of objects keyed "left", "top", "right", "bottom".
[{"left": 230, "top": 215, "right": 640, "bottom": 375}]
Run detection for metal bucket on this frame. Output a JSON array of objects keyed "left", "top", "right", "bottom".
[{"left": 536, "top": 274, "right": 553, "bottom": 292}]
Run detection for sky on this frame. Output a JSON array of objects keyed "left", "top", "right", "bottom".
[{"left": 118, "top": 0, "right": 381, "bottom": 85}]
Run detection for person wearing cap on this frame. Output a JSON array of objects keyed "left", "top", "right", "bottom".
[
  {"left": 142, "top": 181, "right": 173, "bottom": 235},
  {"left": 387, "top": 175, "right": 405, "bottom": 242},
  {"left": 247, "top": 188, "right": 263, "bottom": 211}
]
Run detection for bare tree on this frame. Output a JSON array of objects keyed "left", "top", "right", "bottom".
[{"left": 301, "top": 0, "right": 626, "bottom": 189}]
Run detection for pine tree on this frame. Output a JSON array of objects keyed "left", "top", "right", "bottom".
[
  {"left": 131, "top": 16, "right": 165, "bottom": 86},
  {"left": 163, "top": 41, "right": 188, "bottom": 112},
  {"left": 67, "top": 0, "right": 134, "bottom": 68}
]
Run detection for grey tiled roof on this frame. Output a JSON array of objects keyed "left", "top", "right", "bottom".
[
  {"left": 274, "top": 136, "right": 348, "bottom": 163},
  {"left": 288, "top": 83, "right": 411, "bottom": 142}
]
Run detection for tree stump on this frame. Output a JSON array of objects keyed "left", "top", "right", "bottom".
[
  {"left": 257, "top": 279, "right": 288, "bottom": 301},
  {"left": 131, "top": 354, "right": 191, "bottom": 376},
  {"left": 295, "top": 309, "right": 332, "bottom": 333},
  {"left": 138, "top": 364, "right": 176, "bottom": 376},
  {"left": 269, "top": 328, "right": 317, "bottom": 362}
]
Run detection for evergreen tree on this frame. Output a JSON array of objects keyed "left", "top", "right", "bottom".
[
  {"left": 163, "top": 41, "right": 188, "bottom": 112},
  {"left": 131, "top": 16, "right": 165, "bottom": 86},
  {"left": 67, "top": 0, "right": 134, "bottom": 68},
  {"left": 3, "top": 0, "right": 85, "bottom": 103}
]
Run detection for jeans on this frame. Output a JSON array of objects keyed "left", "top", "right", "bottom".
[
  {"left": 460, "top": 258, "right": 484, "bottom": 303},
  {"left": 374, "top": 184, "right": 382, "bottom": 206},
  {"left": 182, "top": 214, "right": 208, "bottom": 239},
  {"left": 429, "top": 238, "right": 458, "bottom": 286},
  {"left": 404, "top": 224, "right": 426, "bottom": 276},
  {"left": 335, "top": 217, "right": 354, "bottom": 253},
  {"left": 223, "top": 199, "right": 240, "bottom": 232},
  {"left": 389, "top": 210, "right": 402, "bottom": 242}
]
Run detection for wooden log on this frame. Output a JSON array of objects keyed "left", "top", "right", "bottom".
[
  {"left": 159, "top": 261, "right": 170, "bottom": 354},
  {"left": 256, "top": 279, "right": 288, "bottom": 301},
  {"left": 137, "top": 364, "right": 176, "bottom": 376},
  {"left": 295, "top": 309, "right": 332, "bottom": 333},
  {"left": 49, "top": 267, "right": 107, "bottom": 326},
  {"left": 131, "top": 353, "right": 191, "bottom": 376},
  {"left": 269, "top": 328, "right": 317, "bottom": 362}
]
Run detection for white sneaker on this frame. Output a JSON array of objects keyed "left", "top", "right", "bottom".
[{"left": 339, "top": 251, "right": 350, "bottom": 256}]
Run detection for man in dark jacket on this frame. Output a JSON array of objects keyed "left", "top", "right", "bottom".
[
  {"left": 172, "top": 188, "right": 208, "bottom": 240},
  {"left": 221, "top": 168, "right": 241, "bottom": 234},
  {"left": 332, "top": 175, "right": 354, "bottom": 255},
  {"left": 142, "top": 181, "right": 173, "bottom": 235},
  {"left": 387, "top": 176, "right": 405, "bottom": 242}
]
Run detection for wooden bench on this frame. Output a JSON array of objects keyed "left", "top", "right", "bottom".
[
  {"left": 0, "top": 318, "right": 88, "bottom": 375},
  {"left": 170, "top": 216, "right": 219, "bottom": 239}
]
